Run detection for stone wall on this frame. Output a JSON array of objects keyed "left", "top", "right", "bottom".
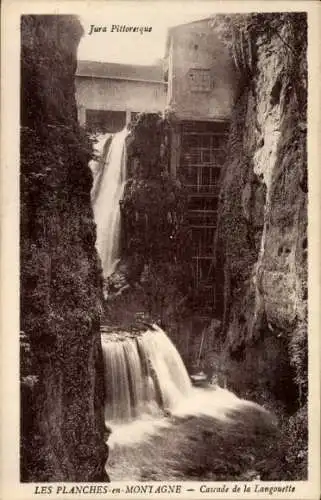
[
  {"left": 76, "top": 76, "right": 166, "bottom": 125},
  {"left": 167, "top": 19, "right": 238, "bottom": 121}
]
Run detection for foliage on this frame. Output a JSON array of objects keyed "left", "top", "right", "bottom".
[
  {"left": 140, "top": 260, "right": 194, "bottom": 326},
  {"left": 21, "top": 15, "right": 84, "bottom": 129},
  {"left": 211, "top": 13, "right": 307, "bottom": 89},
  {"left": 20, "top": 15, "right": 107, "bottom": 481},
  {"left": 127, "top": 113, "right": 169, "bottom": 178},
  {"left": 213, "top": 12, "right": 307, "bottom": 413},
  {"left": 213, "top": 89, "right": 259, "bottom": 330},
  {"left": 105, "top": 114, "right": 194, "bottom": 329},
  {"left": 122, "top": 177, "right": 191, "bottom": 263},
  {"left": 289, "top": 323, "right": 308, "bottom": 404},
  {"left": 276, "top": 404, "right": 308, "bottom": 480},
  {"left": 20, "top": 123, "right": 102, "bottom": 350},
  {"left": 122, "top": 114, "right": 192, "bottom": 265}
]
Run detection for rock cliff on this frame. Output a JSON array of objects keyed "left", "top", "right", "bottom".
[
  {"left": 214, "top": 13, "right": 307, "bottom": 407},
  {"left": 20, "top": 15, "right": 108, "bottom": 481}
]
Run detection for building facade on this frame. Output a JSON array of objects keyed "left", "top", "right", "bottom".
[
  {"left": 75, "top": 60, "right": 167, "bottom": 132},
  {"left": 165, "top": 18, "right": 237, "bottom": 122},
  {"left": 165, "top": 18, "right": 238, "bottom": 313},
  {"left": 76, "top": 18, "right": 237, "bottom": 313}
]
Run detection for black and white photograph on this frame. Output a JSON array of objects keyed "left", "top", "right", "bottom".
[{"left": 1, "top": 1, "right": 320, "bottom": 499}]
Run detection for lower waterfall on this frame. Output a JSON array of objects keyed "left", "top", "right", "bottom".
[
  {"left": 101, "top": 324, "right": 192, "bottom": 422},
  {"left": 101, "top": 325, "right": 267, "bottom": 447},
  {"left": 89, "top": 129, "right": 269, "bottom": 449}
]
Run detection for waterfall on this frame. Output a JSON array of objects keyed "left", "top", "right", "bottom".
[
  {"left": 90, "top": 128, "right": 128, "bottom": 278},
  {"left": 101, "top": 325, "right": 268, "bottom": 448},
  {"left": 101, "top": 325, "right": 192, "bottom": 423},
  {"left": 89, "top": 130, "right": 269, "bottom": 449}
]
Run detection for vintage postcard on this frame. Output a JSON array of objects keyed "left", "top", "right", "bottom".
[{"left": 1, "top": 1, "right": 320, "bottom": 499}]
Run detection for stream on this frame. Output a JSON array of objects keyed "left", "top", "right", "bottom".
[{"left": 92, "top": 130, "right": 283, "bottom": 482}]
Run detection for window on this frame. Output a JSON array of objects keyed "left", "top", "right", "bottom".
[{"left": 188, "top": 68, "right": 211, "bottom": 92}]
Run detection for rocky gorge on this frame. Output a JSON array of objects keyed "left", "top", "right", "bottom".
[
  {"left": 105, "top": 13, "right": 308, "bottom": 478},
  {"left": 19, "top": 13, "right": 308, "bottom": 482}
]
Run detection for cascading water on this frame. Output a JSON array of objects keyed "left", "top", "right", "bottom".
[
  {"left": 101, "top": 324, "right": 267, "bottom": 449},
  {"left": 101, "top": 325, "right": 192, "bottom": 423},
  {"left": 90, "top": 128, "right": 128, "bottom": 278},
  {"left": 89, "top": 128, "right": 270, "bottom": 451}
]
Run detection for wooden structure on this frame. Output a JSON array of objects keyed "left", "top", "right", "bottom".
[
  {"left": 178, "top": 120, "right": 229, "bottom": 312},
  {"left": 165, "top": 19, "right": 236, "bottom": 312}
]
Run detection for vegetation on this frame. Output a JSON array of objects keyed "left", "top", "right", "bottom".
[
  {"left": 211, "top": 13, "right": 307, "bottom": 88},
  {"left": 105, "top": 114, "right": 193, "bottom": 328},
  {"left": 211, "top": 12, "right": 308, "bottom": 479},
  {"left": 19, "top": 13, "right": 308, "bottom": 483},
  {"left": 20, "top": 15, "right": 108, "bottom": 482},
  {"left": 123, "top": 114, "right": 190, "bottom": 262}
]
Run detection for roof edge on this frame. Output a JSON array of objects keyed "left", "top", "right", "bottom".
[
  {"left": 76, "top": 60, "right": 166, "bottom": 83},
  {"left": 76, "top": 74, "right": 167, "bottom": 85}
]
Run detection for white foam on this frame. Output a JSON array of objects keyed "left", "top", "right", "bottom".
[
  {"left": 106, "top": 385, "right": 268, "bottom": 447},
  {"left": 90, "top": 128, "right": 128, "bottom": 278}
]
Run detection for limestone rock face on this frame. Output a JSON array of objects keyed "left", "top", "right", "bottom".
[
  {"left": 215, "top": 14, "right": 307, "bottom": 404},
  {"left": 20, "top": 16, "right": 108, "bottom": 481},
  {"left": 252, "top": 21, "right": 307, "bottom": 333}
]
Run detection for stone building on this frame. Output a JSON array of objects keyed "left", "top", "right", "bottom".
[
  {"left": 165, "top": 18, "right": 238, "bottom": 312},
  {"left": 76, "top": 17, "right": 238, "bottom": 313},
  {"left": 75, "top": 60, "right": 167, "bottom": 132},
  {"left": 165, "top": 17, "right": 237, "bottom": 123}
]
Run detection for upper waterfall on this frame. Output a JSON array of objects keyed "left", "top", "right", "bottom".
[{"left": 90, "top": 128, "right": 128, "bottom": 278}]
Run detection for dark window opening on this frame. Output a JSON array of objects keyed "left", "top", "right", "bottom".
[{"left": 86, "top": 109, "right": 126, "bottom": 134}]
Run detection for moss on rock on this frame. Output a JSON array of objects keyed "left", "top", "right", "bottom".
[{"left": 20, "top": 15, "right": 108, "bottom": 481}]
